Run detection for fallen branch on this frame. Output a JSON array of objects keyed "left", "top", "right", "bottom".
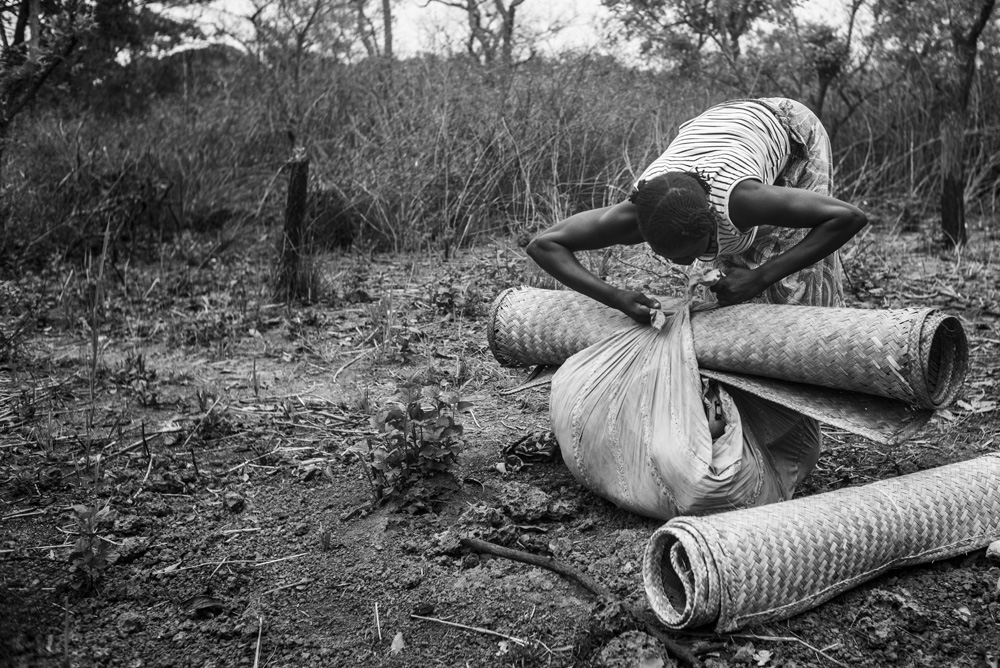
[
  {"left": 459, "top": 536, "right": 610, "bottom": 597},
  {"left": 459, "top": 537, "right": 702, "bottom": 668}
]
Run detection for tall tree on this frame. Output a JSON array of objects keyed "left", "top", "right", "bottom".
[
  {"left": 428, "top": 0, "right": 526, "bottom": 65},
  {"left": 350, "top": 0, "right": 394, "bottom": 58},
  {"left": 602, "top": 0, "right": 793, "bottom": 74},
  {"left": 938, "top": 0, "right": 996, "bottom": 246},
  {"left": 741, "top": 1, "right": 883, "bottom": 134},
  {"left": 874, "top": 0, "right": 997, "bottom": 246},
  {"left": 382, "top": 0, "right": 393, "bottom": 58}
]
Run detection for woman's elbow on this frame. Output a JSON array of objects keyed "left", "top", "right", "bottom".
[
  {"left": 525, "top": 234, "right": 551, "bottom": 262},
  {"left": 842, "top": 206, "right": 868, "bottom": 236}
]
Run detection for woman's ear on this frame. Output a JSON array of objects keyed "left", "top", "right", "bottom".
[{"left": 628, "top": 179, "right": 646, "bottom": 204}]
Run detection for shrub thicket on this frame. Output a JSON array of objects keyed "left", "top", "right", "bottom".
[{"left": 2, "top": 48, "right": 998, "bottom": 271}]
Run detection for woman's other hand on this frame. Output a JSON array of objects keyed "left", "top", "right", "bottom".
[{"left": 710, "top": 268, "right": 766, "bottom": 306}]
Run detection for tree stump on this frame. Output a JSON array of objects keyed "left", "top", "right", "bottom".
[{"left": 275, "top": 147, "right": 309, "bottom": 301}]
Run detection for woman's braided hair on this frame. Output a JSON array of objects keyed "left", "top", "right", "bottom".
[{"left": 628, "top": 171, "right": 714, "bottom": 251}]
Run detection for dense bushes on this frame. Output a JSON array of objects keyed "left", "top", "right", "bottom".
[{"left": 2, "top": 48, "right": 998, "bottom": 271}]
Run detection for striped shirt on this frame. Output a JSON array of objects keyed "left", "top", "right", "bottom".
[{"left": 636, "top": 100, "right": 791, "bottom": 261}]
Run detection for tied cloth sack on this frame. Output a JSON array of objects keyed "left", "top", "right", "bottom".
[{"left": 550, "top": 297, "right": 819, "bottom": 521}]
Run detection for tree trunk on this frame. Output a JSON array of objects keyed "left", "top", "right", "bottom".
[
  {"left": 939, "top": 111, "right": 967, "bottom": 247},
  {"left": 28, "top": 0, "right": 40, "bottom": 60},
  {"left": 276, "top": 150, "right": 309, "bottom": 302},
  {"left": 0, "top": 120, "right": 8, "bottom": 192},
  {"left": 938, "top": 0, "right": 995, "bottom": 247},
  {"left": 382, "top": 0, "right": 393, "bottom": 59}
]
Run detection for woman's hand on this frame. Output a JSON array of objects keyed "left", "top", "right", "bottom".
[
  {"left": 710, "top": 268, "right": 766, "bottom": 306},
  {"left": 612, "top": 289, "right": 661, "bottom": 323}
]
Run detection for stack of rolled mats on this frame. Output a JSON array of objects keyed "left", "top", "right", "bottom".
[
  {"left": 488, "top": 287, "right": 967, "bottom": 410},
  {"left": 487, "top": 287, "right": 999, "bottom": 630}
]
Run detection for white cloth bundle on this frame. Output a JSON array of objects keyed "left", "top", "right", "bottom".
[{"left": 550, "top": 302, "right": 818, "bottom": 520}]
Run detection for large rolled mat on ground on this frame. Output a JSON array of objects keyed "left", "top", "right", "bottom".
[
  {"left": 643, "top": 454, "right": 1000, "bottom": 632},
  {"left": 488, "top": 287, "right": 968, "bottom": 409}
]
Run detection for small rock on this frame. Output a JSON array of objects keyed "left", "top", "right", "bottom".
[
  {"left": 114, "top": 515, "right": 145, "bottom": 536},
  {"left": 118, "top": 536, "right": 151, "bottom": 563},
  {"left": 117, "top": 611, "right": 144, "bottom": 636},
  {"left": 597, "top": 630, "right": 676, "bottom": 668},
  {"left": 411, "top": 602, "right": 435, "bottom": 616},
  {"left": 225, "top": 492, "right": 245, "bottom": 513},
  {"left": 986, "top": 540, "right": 1000, "bottom": 562}
]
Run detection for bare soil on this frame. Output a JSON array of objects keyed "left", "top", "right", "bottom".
[{"left": 1, "top": 219, "right": 999, "bottom": 668}]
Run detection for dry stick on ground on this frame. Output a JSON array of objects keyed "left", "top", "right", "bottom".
[
  {"left": 409, "top": 613, "right": 530, "bottom": 646},
  {"left": 262, "top": 578, "right": 313, "bottom": 596},
  {"left": 130, "top": 398, "right": 222, "bottom": 500},
  {"left": 727, "top": 634, "right": 849, "bottom": 668},
  {"left": 459, "top": 537, "right": 703, "bottom": 668},
  {"left": 253, "top": 617, "right": 263, "bottom": 668},
  {"left": 331, "top": 348, "right": 373, "bottom": 384},
  {"left": 102, "top": 427, "right": 185, "bottom": 461}
]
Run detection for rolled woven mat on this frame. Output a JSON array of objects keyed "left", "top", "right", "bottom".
[
  {"left": 488, "top": 287, "right": 968, "bottom": 409},
  {"left": 643, "top": 454, "right": 1000, "bottom": 632}
]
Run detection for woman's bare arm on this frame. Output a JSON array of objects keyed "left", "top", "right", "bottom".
[
  {"left": 717, "top": 180, "right": 868, "bottom": 305},
  {"left": 526, "top": 202, "right": 660, "bottom": 322}
]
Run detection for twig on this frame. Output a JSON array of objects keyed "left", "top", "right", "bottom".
[
  {"left": 410, "top": 614, "right": 528, "bottom": 646},
  {"left": 253, "top": 617, "right": 263, "bottom": 668},
  {"left": 102, "top": 427, "right": 184, "bottom": 460},
  {"left": 226, "top": 450, "right": 280, "bottom": 473},
  {"left": 253, "top": 552, "right": 308, "bottom": 568},
  {"left": 27, "top": 543, "right": 74, "bottom": 551},
  {"left": 460, "top": 537, "right": 702, "bottom": 668},
  {"left": 132, "top": 452, "right": 155, "bottom": 500},
  {"left": 374, "top": 602, "right": 382, "bottom": 642},
  {"left": 2, "top": 509, "right": 47, "bottom": 520},
  {"left": 332, "top": 348, "right": 373, "bottom": 384},
  {"left": 209, "top": 557, "right": 229, "bottom": 578},
  {"left": 262, "top": 578, "right": 313, "bottom": 595},
  {"left": 178, "top": 397, "right": 223, "bottom": 450},
  {"left": 726, "top": 634, "right": 849, "bottom": 668},
  {"left": 63, "top": 594, "right": 70, "bottom": 668},
  {"left": 156, "top": 552, "right": 308, "bottom": 575}
]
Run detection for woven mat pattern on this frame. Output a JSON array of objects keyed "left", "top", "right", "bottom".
[
  {"left": 489, "top": 287, "right": 968, "bottom": 409},
  {"left": 642, "top": 454, "right": 1000, "bottom": 632},
  {"left": 488, "top": 287, "right": 635, "bottom": 367}
]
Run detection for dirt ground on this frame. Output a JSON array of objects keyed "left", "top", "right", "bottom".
[{"left": 1, "top": 216, "right": 999, "bottom": 668}]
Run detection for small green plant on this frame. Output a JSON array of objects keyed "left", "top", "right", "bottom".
[
  {"left": 429, "top": 277, "right": 482, "bottom": 317},
  {"left": 67, "top": 504, "right": 120, "bottom": 591},
  {"left": 361, "top": 296, "right": 424, "bottom": 362},
  {"left": 111, "top": 351, "right": 158, "bottom": 406},
  {"left": 348, "top": 383, "right": 472, "bottom": 506}
]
